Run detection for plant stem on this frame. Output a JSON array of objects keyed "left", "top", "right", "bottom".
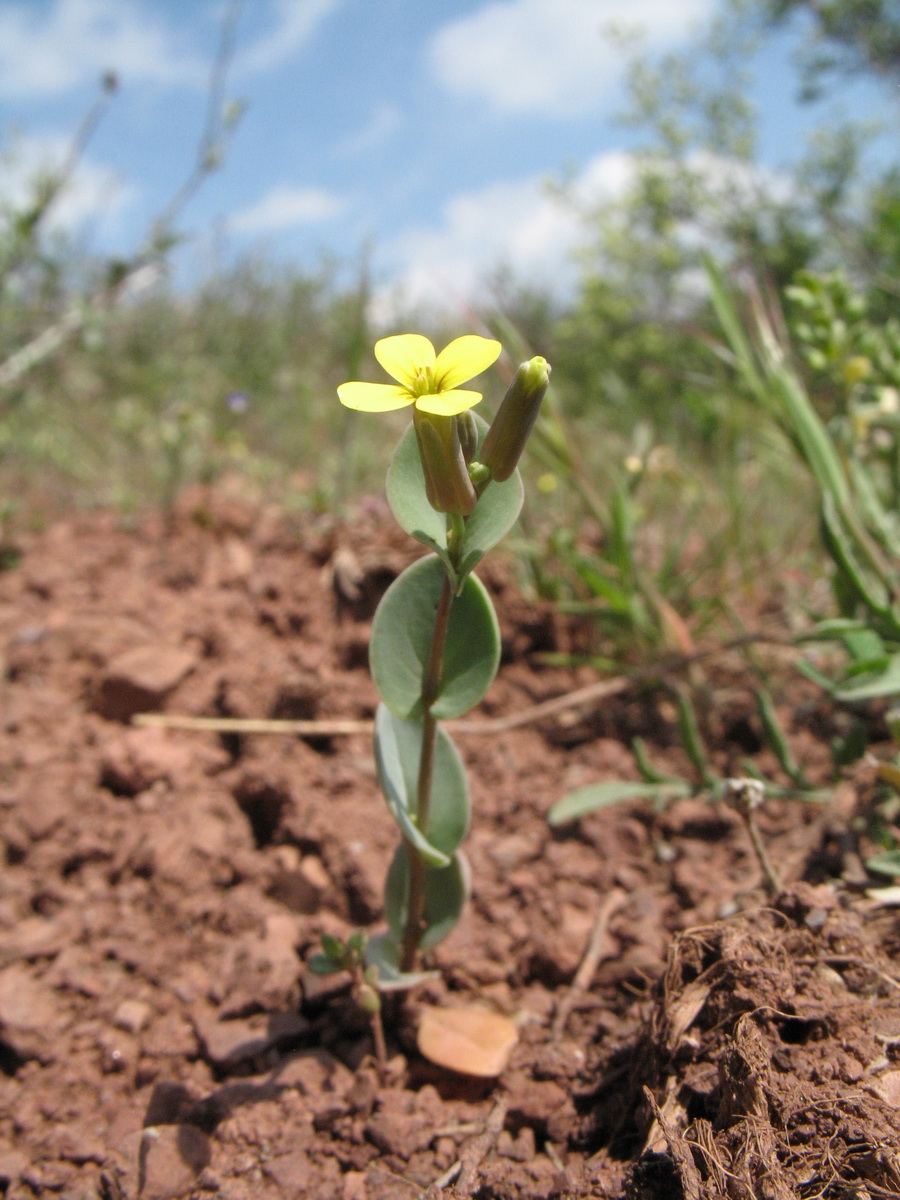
[
  {"left": 724, "top": 778, "right": 781, "bottom": 897},
  {"left": 400, "top": 571, "right": 454, "bottom": 972}
]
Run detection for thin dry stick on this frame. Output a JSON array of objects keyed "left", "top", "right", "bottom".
[
  {"left": 551, "top": 887, "right": 628, "bottom": 1040},
  {"left": 420, "top": 1099, "right": 508, "bottom": 1198},
  {"left": 132, "top": 631, "right": 795, "bottom": 741},
  {"left": 131, "top": 679, "right": 630, "bottom": 738},
  {"left": 133, "top": 713, "right": 373, "bottom": 736}
]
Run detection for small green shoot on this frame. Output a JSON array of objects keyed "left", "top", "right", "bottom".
[{"left": 308, "top": 931, "right": 387, "bottom": 1077}]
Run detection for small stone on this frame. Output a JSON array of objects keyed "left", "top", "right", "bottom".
[
  {"left": 217, "top": 913, "right": 303, "bottom": 1012},
  {"left": 17, "top": 786, "right": 69, "bottom": 840},
  {"left": 263, "top": 1150, "right": 313, "bottom": 1193},
  {"left": 342, "top": 1169, "right": 367, "bottom": 1200},
  {"left": 196, "top": 1011, "right": 309, "bottom": 1068},
  {"left": 0, "top": 1151, "right": 27, "bottom": 1185},
  {"left": 1, "top": 916, "right": 68, "bottom": 963},
  {"left": 276, "top": 1049, "right": 354, "bottom": 1100},
  {"left": 94, "top": 646, "right": 197, "bottom": 721},
  {"left": 113, "top": 999, "right": 152, "bottom": 1034},
  {"left": 504, "top": 1073, "right": 569, "bottom": 1132},
  {"left": 269, "top": 847, "right": 329, "bottom": 913},
  {"left": 866, "top": 1069, "right": 900, "bottom": 1107},
  {"left": 100, "top": 729, "right": 193, "bottom": 795},
  {"left": 365, "top": 1106, "right": 433, "bottom": 1160},
  {"left": 0, "top": 964, "right": 63, "bottom": 1061},
  {"left": 139, "top": 1125, "right": 211, "bottom": 1200},
  {"left": 497, "top": 1125, "right": 536, "bottom": 1162}
]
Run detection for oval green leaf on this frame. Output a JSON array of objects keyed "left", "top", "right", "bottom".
[
  {"left": 384, "top": 845, "right": 469, "bottom": 950},
  {"left": 371, "top": 555, "right": 500, "bottom": 720},
  {"left": 364, "top": 931, "right": 438, "bottom": 990},
  {"left": 374, "top": 705, "right": 470, "bottom": 865}
]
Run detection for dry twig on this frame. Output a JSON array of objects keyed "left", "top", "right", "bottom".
[
  {"left": 133, "top": 631, "right": 795, "bottom": 741},
  {"left": 420, "top": 1099, "right": 508, "bottom": 1198},
  {"left": 552, "top": 888, "right": 628, "bottom": 1039}
]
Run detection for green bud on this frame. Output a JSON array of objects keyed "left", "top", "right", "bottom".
[
  {"left": 455, "top": 410, "right": 479, "bottom": 464},
  {"left": 356, "top": 982, "right": 381, "bottom": 1015},
  {"left": 468, "top": 461, "right": 491, "bottom": 488},
  {"left": 480, "top": 357, "right": 550, "bottom": 482},
  {"left": 413, "top": 409, "right": 477, "bottom": 516}
]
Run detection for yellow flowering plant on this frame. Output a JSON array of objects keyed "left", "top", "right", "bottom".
[{"left": 318, "top": 334, "right": 550, "bottom": 983}]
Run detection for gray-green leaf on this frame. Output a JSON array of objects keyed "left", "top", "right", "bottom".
[
  {"left": 374, "top": 704, "right": 470, "bottom": 866},
  {"left": 370, "top": 555, "right": 500, "bottom": 720}
]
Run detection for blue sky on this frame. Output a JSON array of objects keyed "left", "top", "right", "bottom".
[{"left": 0, "top": 0, "right": 886, "bottom": 313}]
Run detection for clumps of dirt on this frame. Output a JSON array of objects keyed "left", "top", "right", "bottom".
[
  {"left": 585, "top": 882, "right": 900, "bottom": 1199},
  {"left": 1, "top": 494, "right": 900, "bottom": 1198}
]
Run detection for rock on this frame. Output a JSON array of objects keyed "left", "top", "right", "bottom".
[
  {"left": 504, "top": 1073, "right": 569, "bottom": 1132},
  {"left": 867, "top": 1069, "right": 900, "bottom": 1107},
  {"left": 277, "top": 1048, "right": 354, "bottom": 1093},
  {"left": 365, "top": 1107, "right": 432, "bottom": 1159},
  {"left": 196, "top": 1010, "right": 309, "bottom": 1069},
  {"left": 16, "top": 781, "right": 69, "bottom": 840},
  {"left": 1, "top": 916, "right": 69, "bottom": 964},
  {"left": 93, "top": 646, "right": 197, "bottom": 721},
  {"left": 263, "top": 1150, "right": 314, "bottom": 1192},
  {"left": 217, "top": 913, "right": 303, "bottom": 1013},
  {"left": 269, "top": 848, "right": 330, "bottom": 913},
  {"left": 113, "top": 999, "right": 152, "bottom": 1034},
  {"left": 139, "top": 1125, "right": 211, "bottom": 1200},
  {"left": 0, "top": 1150, "right": 27, "bottom": 1186},
  {"left": 100, "top": 728, "right": 193, "bottom": 795},
  {"left": 0, "top": 964, "right": 64, "bottom": 1061}
]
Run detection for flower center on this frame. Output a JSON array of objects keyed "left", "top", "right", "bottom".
[{"left": 410, "top": 366, "right": 435, "bottom": 398}]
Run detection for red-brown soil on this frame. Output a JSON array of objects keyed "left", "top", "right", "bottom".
[{"left": 3, "top": 493, "right": 900, "bottom": 1200}]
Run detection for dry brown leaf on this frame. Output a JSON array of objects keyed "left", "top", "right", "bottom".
[{"left": 417, "top": 1004, "right": 518, "bottom": 1077}]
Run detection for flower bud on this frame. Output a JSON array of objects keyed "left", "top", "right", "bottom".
[
  {"left": 455, "top": 410, "right": 479, "bottom": 464},
  {"left": 356, "top": 981, "right": 381, "bottom": 1015},
  {"left": 468, "top": 461, "right": 491, "bottom": 488},
  {"left": 413, "top": 409, "right": 477, "bottom": 515},
  {"left": 480, "top": 357, "right": 550, "bottom": 482}
]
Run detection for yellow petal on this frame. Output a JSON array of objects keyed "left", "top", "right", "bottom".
[
  {"left": 337, "top": 382, "right": 413, "bottom": 412},
  {"left": 433, "top": 336, "right": 501, "bottom": 391},
  {"left": 374, "top": 334, "right": 435, "bottom": 386},
  {"left": 415, "top": 389, "right": 482, "bottom": 417}
]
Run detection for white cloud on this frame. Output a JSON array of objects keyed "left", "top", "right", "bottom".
[
  {"left": 236, "top": 0, "right": 342, "bottom": 74},
  {"left": 335, "top": 103, "right": 401, "bottom": 158},
  {"left": 0, "top": 0, "right": 340, "bottom": 99},
  {"left": 229, "top": 184, "right": 346, "bottom": 234},
  {"left": 377, "top": 144, "right": 797, "bottom": 315},
  {"left": 0, "top": 133, "right": 136, "bottom": 237},
  {"left": 429, "top": 0, "right": 713, "bottom": 116},
  {"left": 378, "top": 151, "right": 634, "bottom": 315},
  {"left": 0, "top": 0, "right": 203, "bottom": 97}
]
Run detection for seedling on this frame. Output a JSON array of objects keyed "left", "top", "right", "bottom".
[
  {"left": 308, "top": 931, "right": 387, "bottom": 1075},
  {"left": 328, "top": 335, "right": 549, "bottom": 983}
]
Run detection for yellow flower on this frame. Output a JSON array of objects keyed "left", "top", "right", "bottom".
[{"left": 338, "top": 333, "right": 501, "bottom": 417}]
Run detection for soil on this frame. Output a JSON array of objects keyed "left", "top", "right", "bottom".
[{"left": 3, "top": 489, "right": 900, "bottom": 1200}]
